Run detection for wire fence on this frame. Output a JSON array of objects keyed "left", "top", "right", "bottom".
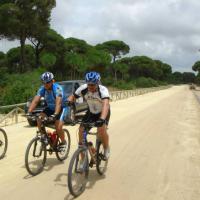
[
  {"left": 0, "top": 85, "right": 171, "bottom": 127},
  {"left": 110, "top": 85, "right": 171, "bottom": 101}
]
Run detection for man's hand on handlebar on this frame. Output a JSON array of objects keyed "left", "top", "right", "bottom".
[
  {"left": 49, "top": 113, "right": 58, "bottom": 122},
  {"left": 95, "top": 118, "right": 106, "bottom": 127}
]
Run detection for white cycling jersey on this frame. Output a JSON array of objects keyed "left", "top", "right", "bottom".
[{"left": 74, "top": 84, "right": 110, "bottom": 114}]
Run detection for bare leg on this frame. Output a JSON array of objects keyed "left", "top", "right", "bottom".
[
  {"left": 78, "top": 125, "right": 84, "bottom": 144},
  {"left": 97, "top": 125, "right": 109, "bottom": 149},
  {"left": 37, "top": 113, "right": 47, "bottom": 132},
  {"left": 55, "top": 120, "right": 65, "bottom": 142}
]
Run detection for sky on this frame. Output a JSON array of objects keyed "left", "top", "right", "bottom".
[{"left": 1, "top": 0, "right": 200, "bottom": 72}]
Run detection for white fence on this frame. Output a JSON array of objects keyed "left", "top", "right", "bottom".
[
  {"left": 0, "top": 85, "right": 171, "bottom": 127},
  {"left": 0, "top": 103, "right": 26, "bottom": 127},
  {"left": 110, "top": 85, "right": 171, "bottom": 101}
]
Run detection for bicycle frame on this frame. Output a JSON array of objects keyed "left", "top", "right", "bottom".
[
  {"left": 77, "top": 122, "right": 100, "bottom": 167},
  {"left": 29, "top": 115, "right": 58, "bottom": 151},
  {"left": 25, "top": 114, "right": 71, "bottom": 176},
  {"left": 68, "top": 121, "right": 107, "bottom": 197}
]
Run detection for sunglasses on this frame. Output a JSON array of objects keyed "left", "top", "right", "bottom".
[
  {"left": 43, "top": 81, "right": 52, "bottom": 84},
  {"left": 87, "top": 83, "right": 96, "bottom": 87}
]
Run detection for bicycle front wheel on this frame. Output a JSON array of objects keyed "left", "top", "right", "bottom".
[
  {"left": 25, "top": 137, "right": 47, "bottom": 176},
  {"left": 56, "top": 129, "right": 71, "bottom": 161},
  {"left": 68, "top": 147, "right": 89, "bottom": 197},
  {"left": 96, "top": 141, "right": 108, "bottom": 175},
  {"left": 0, "top": 128, "right": 8, "bottom": 159}
]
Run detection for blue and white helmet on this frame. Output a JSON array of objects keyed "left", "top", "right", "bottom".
[
  {"left": 85, "top": 71, "right": 101, "bottom": 84},
  {"left": 41, "top": 72, "right": 54, "bottom": 83}
]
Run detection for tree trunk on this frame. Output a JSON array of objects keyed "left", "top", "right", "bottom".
[
  {"left": 20, "top": 35, "right": 26, "bottom": 73},
  {"left": 114, "top": 69, "right": 117, "bottom": 81},
  {"left": 35, "top": 42, "right": 41, "bottom": 68}
]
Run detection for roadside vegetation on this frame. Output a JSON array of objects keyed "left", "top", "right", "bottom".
[{"left": 0, "top": 1, "right": 199, "bottom": 106}]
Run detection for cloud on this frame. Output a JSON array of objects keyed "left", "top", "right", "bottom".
[
  {"left": 1, "top": 0, "right": 200, "bottom": 72},
  {"left": 50, "top": 0, "right": 200, "bottom": 72},
  {"left": 0, "top": 39, "right": 20, "bottom": 52}
]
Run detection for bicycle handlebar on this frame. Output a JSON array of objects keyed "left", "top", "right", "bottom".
[
  {"left": 70, "top": 120, "right": 96, "bottom": 128},
  {"left": 25, "top": 114, "right": 55, "bottom": 124}
]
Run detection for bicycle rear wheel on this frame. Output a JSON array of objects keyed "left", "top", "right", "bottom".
[
  {"left": 68, "top": 148, "right": 89, "bottom": 197},
  {"left": 0, "top": 128, "right": 8, "bottom": 160},
  {"left": 25, "top": 137, "right": 47, "bottom": 176},
  {"left": 96, "top": 141, "right": 108, "bottom": 175},
  {"left": 56, "top": 129, "right": 71, "bottom": 161}
]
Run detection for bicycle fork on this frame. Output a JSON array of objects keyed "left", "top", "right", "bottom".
[{"left": 33, "top": 137, "right": 44, "bottom": 157}]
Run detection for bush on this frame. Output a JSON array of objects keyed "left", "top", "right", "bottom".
[
  {"left": 0, "top": 68, "right": 46, "bottom": 105},
  {"left": 135, "top": 77, "right": 159, "bottom": 88},
  {"left": 112, "top": 80, "right": 135, "bottom": 90}
]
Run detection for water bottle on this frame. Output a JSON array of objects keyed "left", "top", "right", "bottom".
[
  {"left": 51, "top": 131, "right": 57, "bottom": 145},
  {"left": 46, "top": 130, "right": 57, "bottom": 146}
]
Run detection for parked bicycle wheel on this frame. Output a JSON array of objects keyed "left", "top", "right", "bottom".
[
  {"left": 25, "top": 137, "right": 47, "bottom": 176},
  {"left": 68, "top": 148, "right": 89, "bottom": 197},
  {"left": 0, "top": 128, "right": 8, "bottom": 160},
  {"left": 96, "top": 141, "right": 108, "bottom": 175},
  {"left": 56, "top": 129, "right": 71, "bottom": 161}
]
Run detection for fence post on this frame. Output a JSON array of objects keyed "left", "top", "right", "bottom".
[{"left": 15, "top": 108, "right": 18, "bottom": 123}]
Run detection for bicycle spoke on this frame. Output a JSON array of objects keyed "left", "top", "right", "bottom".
[
  {"left": 68, "top": 148, "right": 88, "bottom": 197},
  {"left": 25, "top": 137, "right": 47, "bottom": 176},
  {"left": 96, "top": 142, "right": 108, "bottom": 175},
  {"left": 55, "top": 129, "right": 71, "bottom": 161}
]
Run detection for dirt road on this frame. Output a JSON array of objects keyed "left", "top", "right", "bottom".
[{"left": 1, "top": 85, "right": 200, "bottom": 200}]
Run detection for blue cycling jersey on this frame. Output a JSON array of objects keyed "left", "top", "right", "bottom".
[{"left": 37, "top": 83, "right": 67, "bottom": 110}]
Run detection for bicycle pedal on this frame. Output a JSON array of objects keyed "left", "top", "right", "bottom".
[{"left": 89, "top": 160, "right": 96, "bottom": 168}]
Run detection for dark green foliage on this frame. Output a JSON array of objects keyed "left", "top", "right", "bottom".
[
  {"left": 39, "top": 52, "right": 56, "bottom": 68},
  {"left": 0, "top": 68, "right": 45, "bottom": 105},
  {"left": 0, "top": 0, "right": 56, "bottom": 70},
  {"left": 65, "top": 37, "right": 91, "bottom": 54},
  {"left": 6, "top": 45, "right": 35, "bottom": 73},
  {"left": 112, "top": 80, "right": 135, "bottom": 90},
  {"left": 135, "top": 77, "right": 159, "bottom": 88},
  {"left": 182, "top": 72, "right": 196, "bottom": 83},
  {"left": 192, "top": 61, "right": 200, "bottom": 72},
  {"left": 196, "top": 73, "right": 200, "bottom": 85},
  {"left": 96, "top": 40, "right": 130, "bottom": 62},
  {"left": 0, "top": 0, "right": 198, "bottom": 105}
]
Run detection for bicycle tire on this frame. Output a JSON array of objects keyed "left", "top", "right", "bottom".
[
  {"left": 0, "top": 128, "right": 8, "bottom": 160},
  {"left": 25, "top": 137, "right": 47, "bottom": 176},
  {"left": 68, "top": 147, "right": 89, "bottom": 197},
  {"left": 96, "top": 141, "right": 108, "bottom": 175},
  {"left": 56, "top": 129, "right": 71, "bottom": 161}
]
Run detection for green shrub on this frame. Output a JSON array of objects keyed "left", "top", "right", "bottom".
[
  {"left": 112, "top": 80, "right": 135, "bottom": 90},
  {"left": 135, "top": 77, "right": 159, "bottom": 88},
  {"left": 0, "top": 68, "right": 46, "bottom": 105}
]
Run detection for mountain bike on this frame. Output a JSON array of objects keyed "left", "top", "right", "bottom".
[
  {"left": 25, "top": 114, "right": 71, "bottom": 176},
  {"left": 0, "top": 128, "right": 8, "bottom": 159},
  {"left": 68, "top": 120, "right": 108, "bottom": 197}
]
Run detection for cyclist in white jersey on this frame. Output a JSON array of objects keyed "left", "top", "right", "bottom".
[{"left": 68, "top": 71, "right": 110, "bottom": 160}]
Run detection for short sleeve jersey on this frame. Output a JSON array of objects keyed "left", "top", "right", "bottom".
[
  {"left": 37, "top": 83, "right": 66, "bottom": 110},
  {"left": 74, "top": 84, "right": 110, "bottom": 114}
]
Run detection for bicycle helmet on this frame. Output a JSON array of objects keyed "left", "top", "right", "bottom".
[
  {"left": 85, "top": 71, "right": 101, "bottom": 84},
  {"left": 41, "top": 72, "right": 54, "bottom": 83}
]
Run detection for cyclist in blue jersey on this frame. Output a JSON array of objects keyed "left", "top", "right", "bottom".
[{"left": 28, "top": 72, "right": 68, "bottom": 148}]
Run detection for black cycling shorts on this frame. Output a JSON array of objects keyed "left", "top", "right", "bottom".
[
  {"left": 82, "top": 109, "right": 111, "bottom": 125},
  {"left": 42, "top": 107, "right": 67, "bottom": 122}
]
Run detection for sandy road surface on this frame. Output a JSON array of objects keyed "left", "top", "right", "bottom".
[{"left": 1, "top": 85, "right": 200, "bottom": 200}]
